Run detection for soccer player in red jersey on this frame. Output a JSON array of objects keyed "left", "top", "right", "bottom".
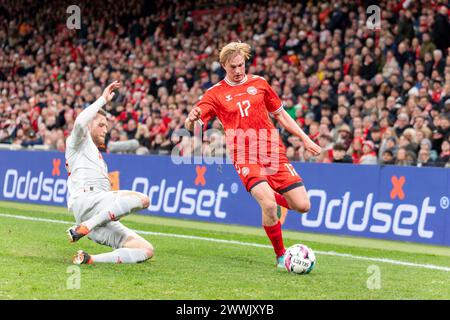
[{"left": 185, "top": 42, "right": 321, "bottom": 269}]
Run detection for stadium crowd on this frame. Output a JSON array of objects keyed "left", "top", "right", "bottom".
[{"left": 0, "top": 0, "right": 449, "bottom": 167}]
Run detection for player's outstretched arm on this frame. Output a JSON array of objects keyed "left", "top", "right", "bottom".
[
  {"left": 273, "top": 109, "right": 322, "bottom": 156},
  {"left": 72, "top": 81, "right": 121, "bottom": 141},
  {"left": 185, "top": 106, "right": 202, "bottom": 132}
]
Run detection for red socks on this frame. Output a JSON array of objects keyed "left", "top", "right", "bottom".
[
  {"left": 274, "top": 193, "right": 291, "bottom": 209},
  {"left": 264, "top": 221, "right": 286, "bottom": 258}
]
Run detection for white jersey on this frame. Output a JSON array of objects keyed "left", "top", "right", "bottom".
[{"left": 65, "top": 97, "right": 111, "bottom": 210}]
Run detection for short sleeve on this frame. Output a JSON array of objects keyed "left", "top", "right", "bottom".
[
  {"left": 263, "top": 80, "right": 283, "bottom": 115},
  {"left": 196, "top": 90, "right": 217, "bottom": 125}
]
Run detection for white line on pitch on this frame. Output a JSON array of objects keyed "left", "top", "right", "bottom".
[{"left": 1, "top": 212, "right": 449, "bottom": 272}]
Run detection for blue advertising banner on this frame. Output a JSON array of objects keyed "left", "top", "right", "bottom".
[
  {"left": 289, "top": 163, "right": 450, "bottom": 246},
  {"left": 0, "top": 150, "right": 449, "bottom": 246}
]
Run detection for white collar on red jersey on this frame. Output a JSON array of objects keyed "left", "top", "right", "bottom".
[{"left": 224, "top": 74, "right": 248, "bottom": 86}]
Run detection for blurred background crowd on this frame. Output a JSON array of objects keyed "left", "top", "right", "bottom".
[{"left": 0, "top": 0, "right": 449, "bottom": 167}]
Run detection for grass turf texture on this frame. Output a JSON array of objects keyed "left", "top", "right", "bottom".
[{"left": 0, "top": 201, "right": 449, "bottom": 299}]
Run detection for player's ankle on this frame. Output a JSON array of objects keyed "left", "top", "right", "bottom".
[{"left": 78, "top": 224, "right": 90, "bottom": 235}]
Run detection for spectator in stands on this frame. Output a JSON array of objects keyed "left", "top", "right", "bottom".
[
  {"left": 438, "top": 139, "right": 450, "bottom": 165},
  {"left": 394, "top": 113, "right": 412, "bottom": 137},
  {"left": 332, "top": 143, "right": 352, "bottom": 163},
  {"left": 359, "top": 141, "right": 378, "bottom": 165},
  {"left": 380, "top": 149, "right": 395, "bottom": 165},
  {"left": 335, "top": 124, "right": 353, "bottom": 150},
  {"left": 416, "top": 149, "right": 437, "bottom": 167},
  {"left": 125, "top": 119, "right": 138, "bottom": 140},
  {"left": 433, "top": 5, "right": 450, "bottom": 52},
  {"left": 367, "top": 126, "right": 382, "bottom": 154},
  {"left": 317, "top": 134, "right": 334, "bottom": 163},
  {"left": 396, "top": 147, "right": 417, "bottom": 166},
  {"left": 134, "top": 123, "right": 151, "bottom": 150}
]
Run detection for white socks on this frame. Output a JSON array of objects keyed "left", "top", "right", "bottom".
[{"left": 91, "top": 248, "right": 150, "bottom": 264}]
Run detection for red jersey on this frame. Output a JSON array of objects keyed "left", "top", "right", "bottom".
[{"left": 197, "top": 74, "right": 286, "bottom": 165}]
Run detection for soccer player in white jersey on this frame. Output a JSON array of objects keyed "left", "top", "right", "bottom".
[{"left": 66, "top": 81, "right": 154, "bottom": 265}]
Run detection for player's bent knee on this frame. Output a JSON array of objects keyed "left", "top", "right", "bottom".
[
  {"left": 124, "top": 236, "right": 154, "bottom": 260},
  {"left": 144, "top": 245, "right": 154, "bottom": 259},
  {"left": 141, "top": 195, "right": 150, "bottom": 209},
  {"left": 139, "top": 241, "right": 154, "bottom": 260},
  {"left": 292, "top": 200, "right": 311, "bottom": 213},
  {"left": 131, "top": 192, "right": 149, "bottom": 209},
  {"left": 118, "top": 191, "right": 148, "bottom": 210},
  {"left": 130, "top": 192, "right": 149, "bottom": 209}
]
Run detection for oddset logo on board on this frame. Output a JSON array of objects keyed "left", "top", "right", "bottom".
[
  {"left": 2, "top": 158, "right": 67, "bottom": 203},
  {"left": 301, "top": 175, "right": 448, "bottom": 240}
]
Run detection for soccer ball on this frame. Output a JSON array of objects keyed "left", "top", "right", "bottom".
[{"left": 284, "top": 244, "right": 316, "bottom": 274}]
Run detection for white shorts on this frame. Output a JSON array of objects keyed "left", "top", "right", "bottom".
[{"left": 70, "top": 190, "right": 140, "bottom": 249}]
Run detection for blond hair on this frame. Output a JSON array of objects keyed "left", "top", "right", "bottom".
[
  {"left": 219, "top": 42, "right": 251, "bottom": 66},
  {"left": 403, "top": 128, "right": 417, "bottom": 143},
  {"left": 97, "top": 108, "right": 107, "bottom": 117}
]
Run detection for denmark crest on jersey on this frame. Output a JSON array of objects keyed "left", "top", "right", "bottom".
[{"left": 247, "top": 86, "right": 257, "bottom": 95}]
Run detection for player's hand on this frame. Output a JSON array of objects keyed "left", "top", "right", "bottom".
[
  {"left": 188, "top": 106, "right": 202, "bottom": 122},
  {"left": 303, "top": 138, "right": 322, "bottom": 156},
  {"left": 102, "top": 81, "right": 121, "bottom": 102}
]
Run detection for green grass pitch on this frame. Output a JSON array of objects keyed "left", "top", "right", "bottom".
[{"left": 0, "top": 201, "right": 449, "bottom": 300}]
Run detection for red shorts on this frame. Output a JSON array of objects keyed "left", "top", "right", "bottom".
[{"left": 234, "top": 161, "right": 303, "bottom": 194}]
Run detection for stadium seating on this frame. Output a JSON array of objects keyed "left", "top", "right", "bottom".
[{"left": 0, "top": 0, "right": 449, "bottom": 166}]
